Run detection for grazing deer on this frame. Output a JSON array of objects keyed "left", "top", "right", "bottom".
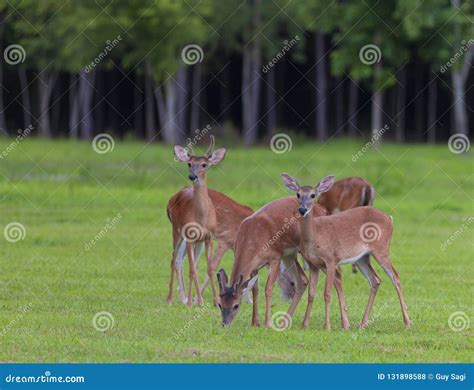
[
  {"left": 166, "top": 136, "right": 226, "bottom": 306},
  {"left": 318, "top": 177, "right": 375, "bottom": 273},
  {"left": 216, "top": 197, "right": 350, "bottom": 329},
  {"left": 281, "top": 173, "right": 411, "bottom": 329}
]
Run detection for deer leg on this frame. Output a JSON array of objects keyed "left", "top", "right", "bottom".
[
  {"left": 201, "top": 241, "right": 228, "bottom": 306},
  {"left": 357, "top": 255, "right": 381, "bottom": 328},
  {"left": 167, "top": 238, "right": 186, "bottom": 304},
  {"left": 187, "top": 242, "right": 203, "bottom": 307},
  {"left": 333, "top": 267, "right": 350, "bottom": 330},
  {"left": 264, "top": 260, "right": 281, "bottom": 328},
  {"left": 302, "top": 267, "right": 320, "bottom": 329},
  {"left": 323, "top": 262, "right": 336, "bottom": 330},
  {"left": 251, "top": 280, "right": 260, "bottom": 327},
  {"left": 374, "top": 253, "right": 411, "bottom": 327},
  {"left": 285, "top": 257, "right": 309, "bottom": 317}
]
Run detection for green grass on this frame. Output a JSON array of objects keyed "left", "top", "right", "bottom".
[{"left": 0, "top": 137, "right": 472, "bottom": 363}]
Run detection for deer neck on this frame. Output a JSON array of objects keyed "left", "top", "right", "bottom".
[
  {"left": 300, "top": 212, "right": 316, "bottom": 250},
  {"left": 192, "top": 178, "right": 210, "bottom": 224}
]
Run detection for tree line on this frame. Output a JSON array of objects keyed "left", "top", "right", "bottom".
[{"left": 0, "top": 0, "right": 472, "bottom": 145}]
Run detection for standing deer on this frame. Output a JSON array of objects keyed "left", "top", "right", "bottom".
[
  {"left": 216, "top": 196, "right": 350, "bottom": 329},
  {"left": 166, "top": 136, "right": 226, "bottom": 306},
  {"left": 318, "top": 176, "right": 375, "bottom": 273},
  {"left": 281, "top": 173, "right": 411, "bottom": 329}
]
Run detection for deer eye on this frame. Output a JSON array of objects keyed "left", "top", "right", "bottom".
[
  {"left": 311, "top": 194, "right": 316, "bottom": 198},
  {"left": 217, "top": 303, "right": 222, "bottom": 309},
  {"left": 201, "top": 163, "right": 207, "bottom": 168},
  {"left": 233, "top": 304, "right": 239, "bottom": 310},
  {"left": 296, "top": 193, "right": 300, "bottom": 199},
  {"left": 188, "top": 163, "right": 192, "bottom": 167}
]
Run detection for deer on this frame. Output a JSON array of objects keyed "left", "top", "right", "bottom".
[
  {"left": 166, "top": 136, "right": 226, "bottom": 307},
  {"left": 318, "top": 176, "right": 375, "bottom": 273},
  {"left": 278, "top": 176, "right": 376, "bottom": 291},
  {"left": 216, "top": 196, "right": 351, "bottom": 329},
  {"left": 281, "top": 173, "right": 411, "bottom": 330}
]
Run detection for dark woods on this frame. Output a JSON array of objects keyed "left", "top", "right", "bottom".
[{"left": 0, "top": 1, "right": 472, "bottom": 144}]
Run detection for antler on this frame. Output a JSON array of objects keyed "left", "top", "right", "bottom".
[{"left": 205, "top": 135, "right": 215, "bottom": 157}]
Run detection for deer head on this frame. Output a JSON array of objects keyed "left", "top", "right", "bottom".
[
  {"left": 281, "top": 173, "right": 335, "bottom": 217},
  {"left": 174, "top": 136, "right": 226, "bottom": 183},
  {"left": 216, "top": 269, "right": 253, "bottom": 326}
]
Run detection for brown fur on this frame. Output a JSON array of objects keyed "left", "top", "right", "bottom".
[{"left": 217, "top": 197, "right": 330, "bottom": 327}]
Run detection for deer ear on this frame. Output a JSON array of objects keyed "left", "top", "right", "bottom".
[
  {"left": 281, "top": 173, "right": 300, "bottom": 192},
  {"left": 316, "top": 175, "right": 335, "bottom": 194},
  {"left": 216, "top": 269, "right": 228, "bottom": 293},
  {"left": 174, "top": 146, "right": 190, "bottom": 162},
  {"left": 208, "top": 148, "right": 226, "bottom": 165}
]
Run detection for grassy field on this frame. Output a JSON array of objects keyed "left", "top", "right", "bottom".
[{"left": 0, "top": 136, "right": 472, "bottom": 363}]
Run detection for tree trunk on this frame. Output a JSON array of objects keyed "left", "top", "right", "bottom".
[
  {"left": 133, "top": 73, "right": 143, "bottom": 138},
  {"left": 427, "top": 72, "right": 437, "bottom": 143},
  {"left": 51, "top": 79, "right": 61, "bottom": 134},
  {"left": 414, "top": 66, "right": 424, "bottom": 141},
  {"left": 190, "top": 63, "right": 202, "bottom": 132},
  {"left": 315, "top": 31, "right": 327, "bottom": 141},
  {"left": 176, "top": 65, "right": 188, "bottom": 140},
  {"left": 18, "top": 68, "right": 32, "bottom": 129},
  {"left": 156, "top": 75, "right": 182, "bottom": 145},
  {"left": 371, "top": 61, "right": 383, "bottom": 149},
  {"left": 69, "top": 73, "right": 80, "bottom": 138},
  {"left": 79, "top": 70, "right": 95, "bottom": 140},
  {"left": 242, "top": 0, "right": 262, "bottom": 146},
  {"left": 37, "top": 71, "right": 57, "bottom": 137},
  {"left": 347, "top": 78, "right": 359, "bottom": 137},
  {"left": 396, "top": 67, "right": 407, "bottom": 143},
  {"left": 450, "top": 0, "right": 472, "bottom": 138},
  {"left": 265, "top": 65, "right": 276, "bottom": 139},
  {"left": 451, "top": 71, "right": 468, "bottom": 136},
  {"left": 335, "top": 77, "right": 344, "bottom": 134},
  {"left": 144, "top": 61, "right": 156, "bottom": 141},
  {"left": 95, "top": 72, "right": 104, "bottom": 134}
]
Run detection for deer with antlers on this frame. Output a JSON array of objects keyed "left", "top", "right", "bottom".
[
  {"left": 166, "top": 136, "right": 226, "bottom": 306},
  {"left": 216, "top": 196, "right": 351, "bottom": 329},
  {"left": 281, "top": 173, "right": 411, "bottom": 329}
]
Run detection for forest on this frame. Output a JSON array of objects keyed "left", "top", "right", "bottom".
[{"left": 0, "top": 0, "right": 472, "bottom": 145}]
